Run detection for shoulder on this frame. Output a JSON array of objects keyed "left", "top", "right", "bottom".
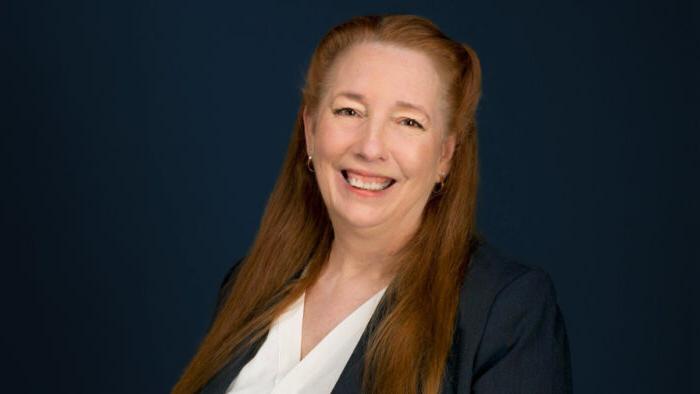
[
  {"left": 449, "top": 238, "right": 571, "bottom": 391},
  {"left": 459, "top": 239, "right": 558, "bottom": 314},
  {"left": 455, "top": 237, "right": 563, "bottom": 352}
]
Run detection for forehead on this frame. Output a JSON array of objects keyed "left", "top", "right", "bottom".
[{"left": 324, "top": 42, "right": 445, "bottom": 114}]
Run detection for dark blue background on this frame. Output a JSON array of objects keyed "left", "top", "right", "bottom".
[{"left": 2, "top": 1, "right": 697, "bottom": 393}]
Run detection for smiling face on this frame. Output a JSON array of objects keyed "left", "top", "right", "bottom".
[{"left": 303, "top": 41, "right": 456, "bottom": 237}]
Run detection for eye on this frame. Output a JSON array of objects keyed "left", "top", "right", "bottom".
[
  {"left": 333, "top": 107, "right": 360, "bottom": 117},
  {"left": 400, "top": 118, "right": 425, "bottom": 130}
]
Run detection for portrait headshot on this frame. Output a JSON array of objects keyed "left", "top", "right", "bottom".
[
  {"left": 173, "top": 14, "right": 571, "bottom": 394},
  {"left": 3, "top": 1, "right": 696, "bottom": 394}
]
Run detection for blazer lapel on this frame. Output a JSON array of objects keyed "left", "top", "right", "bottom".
[
  {"left": 329, "top": 323, "right": 369, "bottom": 394},
  {"left": 198, "top": 332, "right": 268, "bottom": 394},
  {"left": 329, "top": 297, "right": 460, "bottom": 394},
  {"left": 330, "top": 295, "right": 390, "bottom": 394}
]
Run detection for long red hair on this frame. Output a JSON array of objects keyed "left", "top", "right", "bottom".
[{"left": 173, "top": 14, "right": 482, "bottom": 394}]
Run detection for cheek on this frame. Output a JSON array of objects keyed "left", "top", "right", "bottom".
[
  {"left": 315, "top": 117, "right": 356, "bottom": 158},
  {"left": 392, "top": 135, "right": 441, "bottom": 179},
  {"left": 315, "top": 131, "right": 343, "bottom": 160}
]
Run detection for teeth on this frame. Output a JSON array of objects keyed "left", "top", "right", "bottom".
[{"left": 346, "top": 175, "right": 392, "bottom": 191}]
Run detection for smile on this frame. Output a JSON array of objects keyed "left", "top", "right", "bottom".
[{"left": 341, "top": 169, "right": 396, "bottom": 192}]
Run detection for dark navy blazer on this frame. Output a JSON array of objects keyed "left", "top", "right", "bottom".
[{"left": 199, "top": 239, "right": 573, "bottom": 393}]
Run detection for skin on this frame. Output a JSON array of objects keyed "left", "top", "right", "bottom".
[{"left": 299, "top": 42, "right": 456, "bottom": 360}]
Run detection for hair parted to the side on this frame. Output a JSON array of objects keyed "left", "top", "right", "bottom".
[{"left": 173, "top": 14, "right": 482, "bottom": 394}]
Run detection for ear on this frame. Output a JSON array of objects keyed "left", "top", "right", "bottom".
[
  {"left": 438, "top": 133, "right": 457, "bottom": 180},
  {"left": 303, "top": 106, "right": 314, "bottom": 156}
]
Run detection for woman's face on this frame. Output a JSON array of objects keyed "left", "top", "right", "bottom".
[{"left": 304, "top": 42, "right": 456, "bottom": 236}]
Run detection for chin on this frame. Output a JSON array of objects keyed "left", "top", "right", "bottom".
[{"left": 332, "top": 206, "right": 390, "bottom": 229}]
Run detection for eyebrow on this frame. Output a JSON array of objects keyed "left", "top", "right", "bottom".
[
  {"left": 395, "top": 100, "right": 431, "bottom": 124},
  {"left": 334, "top": 91, "right": 366, "bottom": 104},
  {"left": 333, "top": 91, "right": 431, "bottom": 123}
]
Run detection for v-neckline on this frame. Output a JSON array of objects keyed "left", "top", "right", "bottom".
[
  {"left": 302, "top": 288, "right": 386, "bottom": 362},
  {"left": 219, "top": 286, "right": 389, "bottom": 394},
  {"left": 226, "top": 287, "right": 388, "bottom": 394},
  {"left": 277, "top": 286, "right": 387, "bottom": 369}
]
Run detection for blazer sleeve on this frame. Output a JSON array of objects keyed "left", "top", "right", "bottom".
[{"left": 471, "top": 268, "right": 572, "bottom": 393}]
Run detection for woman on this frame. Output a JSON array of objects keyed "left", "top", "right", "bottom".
[{"left": 174, "top": 14, "right": 572, "bottom": 394}]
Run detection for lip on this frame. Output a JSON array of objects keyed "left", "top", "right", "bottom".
[
  {"left": 338, "top": 169, "right": 396, "bottom": 197},
  {"left": 342, "top": 168, "right": 395, "bottom": 182}
]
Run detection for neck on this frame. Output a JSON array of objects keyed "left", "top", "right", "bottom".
[{"left": 323, "top": 216, "right": 419, "bottom": 283}]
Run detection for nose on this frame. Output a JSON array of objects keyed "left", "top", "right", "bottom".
[{"left": 353, "top": 118, "right": 387, "bottom": 162}]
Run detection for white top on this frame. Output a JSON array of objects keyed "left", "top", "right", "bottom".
[{"left": 225, "top": 287, "right": 387, "bottom": 394}]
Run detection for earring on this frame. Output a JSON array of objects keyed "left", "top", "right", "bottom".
[
  {"left": 306, "top": 155, "right": 315, "bottom": 173},
  {"left": 433, "top": 173, "right": 446, "bottom": 194}
]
